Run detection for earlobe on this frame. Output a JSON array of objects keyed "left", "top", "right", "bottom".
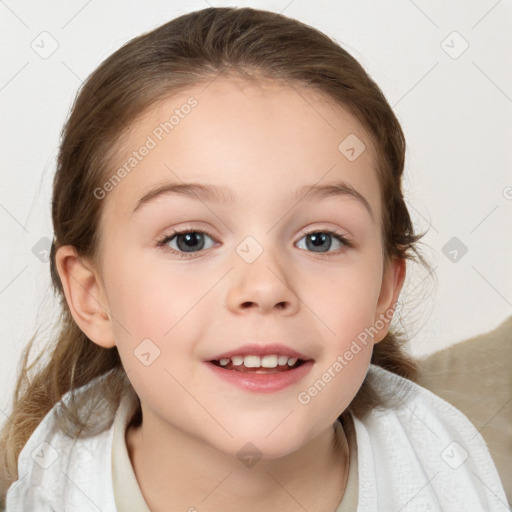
[
  {"left": 55, "top": 245, "right": 116, "bottom": 349},
  {"left": 373, "top": 257, "right": 406, "bottom": 344}
]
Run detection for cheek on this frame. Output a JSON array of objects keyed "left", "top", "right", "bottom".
[
  {"left": 307, "top": 264, "right": 382, "bottom": 328},
  {"left": 299, "top": 264, "right": 381, "bottom": 408},
  {"left": 296, "top": 340, "right": 373, "bottom": 427},
  {"left": 106, "top": 256, "right": 203, "bottom": 334},
  {"left": 105, "top": 257, "right": 214, "bottom": 377}
]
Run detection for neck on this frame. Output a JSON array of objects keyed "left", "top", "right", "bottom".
[{"left": 125, "top": 415, "right": 350, "bottom": 512}]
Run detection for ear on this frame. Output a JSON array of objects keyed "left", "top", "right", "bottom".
[
  {"left": 372, "top": 256, "right": 406, "bottom": 344},
  {"left": 55, "top": 245, "right": 116, "bottom": 349}
]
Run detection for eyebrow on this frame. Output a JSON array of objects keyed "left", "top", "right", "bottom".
[{"left": 132, "top": 180, "right": 374, "bottom": 219}]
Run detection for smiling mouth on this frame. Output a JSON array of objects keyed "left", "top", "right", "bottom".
[{"left": 210, "top": 355, "right": 305, "bottom": 374}]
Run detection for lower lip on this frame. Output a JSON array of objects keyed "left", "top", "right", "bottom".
[{"left": 204, "top": 360, "right": 314, "bottom": 393}]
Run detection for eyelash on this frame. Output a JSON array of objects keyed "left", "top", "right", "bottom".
[{"left": 156, "top": 228, "right": 353, "bottom": 259}]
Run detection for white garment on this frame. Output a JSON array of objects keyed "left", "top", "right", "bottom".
[{"left": 5, "top": 365, "right": 509, "bottom": 511}]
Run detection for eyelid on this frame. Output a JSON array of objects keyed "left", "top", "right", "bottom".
[
  {"left": 157, "top": 225, "right": 352, "bottom": 244},
  {"left": 298, "top": 226, "right": 354, "bottom": 247},
  {"left": 156, "top": 226, "right": 218, "bottom": 247}
]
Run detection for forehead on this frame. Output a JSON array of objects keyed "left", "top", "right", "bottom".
[{"left": 101, "top": 76, "right": 381, "bottom": 223}]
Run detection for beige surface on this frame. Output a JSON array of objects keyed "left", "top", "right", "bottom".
[{"left": 417, "top": 316, "right": 512, "bottom": 505}]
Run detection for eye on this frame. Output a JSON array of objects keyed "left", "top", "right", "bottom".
[
  {"left": 157, "top": 229, "right": 216, "bottom": 258},
  {"left": 296, "top": 230, "right": 352, "bottom": 254},
  {"left": 157, "top": 228, "right": 352, "bottom": 259}
]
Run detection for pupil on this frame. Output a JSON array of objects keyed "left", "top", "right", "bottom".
[
  {"left": 177, "top": 232, "right": 204, "bottom": 252},
  {"left": 307, "top": 233, "right": 330, "bottom": 252}
]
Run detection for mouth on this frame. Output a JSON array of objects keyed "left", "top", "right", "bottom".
[
  {"left": 210, "top": 354, "right": 306, "bottom": 374},
  {"left": 205, "top": 344, "right": 314, "bottom": 393}
]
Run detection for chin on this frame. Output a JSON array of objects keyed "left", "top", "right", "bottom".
[{"left": 221, "top": 421, "right": 314, "bottom": 462}]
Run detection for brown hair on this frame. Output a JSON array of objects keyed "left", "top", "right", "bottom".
[{"left": 0, "top": 6, "right": 429, "bottom": 501}]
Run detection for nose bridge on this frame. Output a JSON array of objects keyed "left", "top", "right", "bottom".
[{"left": 226, "top": 233, "right": 299, "bottom": 314}]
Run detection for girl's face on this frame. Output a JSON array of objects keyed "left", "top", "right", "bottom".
[{"left": 91, "top": 77, "right": 404, "bottom": 458}]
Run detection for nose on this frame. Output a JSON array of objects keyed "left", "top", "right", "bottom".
[{"left": 225, "top": 247, "right": 300, "bottom": 316}]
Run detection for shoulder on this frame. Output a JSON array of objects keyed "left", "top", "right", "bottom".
[
  {"left": 351, "top": 364, "right": 508, "bottom": 512},
  {"left": 5, "top": 372, "right": 119, "bottom": 512}
]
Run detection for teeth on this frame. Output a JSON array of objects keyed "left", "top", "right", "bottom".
[
  {"left": 244, "top": 355, "right": 260, "bottom": 368},
  {"left": 261, "top": 355, "right": 278, "bottom": 368},
  {"left": 231, "top": 356, "right": 244, "bottom": 366},
  {"left": 277, "top": 355, "right": 289, "bottom": 366},
  {"left": 216, "top": 355, "right": 301, "bottom": 368}
]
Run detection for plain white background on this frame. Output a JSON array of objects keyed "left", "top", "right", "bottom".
[{"left": 1, "top": 0, "right": 511, "bottom": 416}]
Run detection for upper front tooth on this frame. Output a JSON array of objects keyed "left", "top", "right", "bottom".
[
  {"left": 227, "top": 354, "right": 300, "bottom": 368},
  {"left": 244, "top": 355, "right": 260, "bottom": 368},
  {"left": 261, "top": 355, "right": 278, "bottom": 368}
]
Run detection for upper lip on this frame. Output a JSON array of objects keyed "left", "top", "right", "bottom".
[{"left": 209, "top": 343, "right": 312, "bottom": 361}]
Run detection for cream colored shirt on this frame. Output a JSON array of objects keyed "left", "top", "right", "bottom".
[{"left": 111, "top": 391, "right": 358, "bottom": 511}]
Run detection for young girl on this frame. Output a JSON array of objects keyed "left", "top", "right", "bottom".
[{"left": 0, "top": 6, "right": 507, "bottom": 511}]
